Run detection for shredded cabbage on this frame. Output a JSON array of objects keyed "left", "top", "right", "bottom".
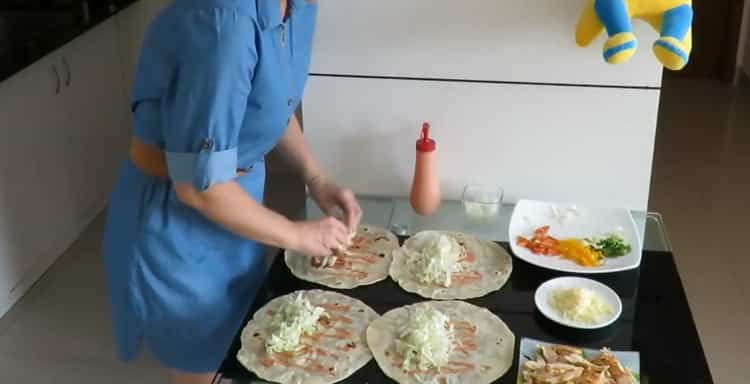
[
  {"left": 265, "top": 293, "right": 327, "bottom": 355},
  {"left": 395, "top": 307, "right": 455, "bottom": 371},
  {"left": 549, "top": 287, "right": 612, "bottom": 325},
  {"left": 409, "top": 234, "right": 463, "bottom": 287}
]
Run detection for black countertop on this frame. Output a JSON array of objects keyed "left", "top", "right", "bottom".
[
  {"left": 218, "top": 242, "right": 714, "bottom": 383},
  {"left": 0, "top": 0, "right": 137, "bottom": 82}
]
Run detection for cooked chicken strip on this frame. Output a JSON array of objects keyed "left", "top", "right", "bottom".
[
  {"left": 526, "top": 363, "right": 584, "bottom": 384},
  {"left": 523, "top": 359, "right": 547, "bottom": 370},
  {"left": 563, "top": 352, "right": 596, "bottom": 367},
  {"left": 590, "top": 349, "right": 636, "bottom": 384},
  {"left": 575, "top": 364, "right": 609, "bottom": 384},
  {"left": 540, "top": 345, "right": 560, "bottom": 363},
  {"left": 552, "top": 344, "right": 584, "bottom": 357}
]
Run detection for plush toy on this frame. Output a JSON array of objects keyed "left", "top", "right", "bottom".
[{"left": 576, "top": 0, "right": 693, "bottom": 70}]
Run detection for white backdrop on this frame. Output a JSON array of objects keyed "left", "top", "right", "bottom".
[
  {"left": 304, "top": 0, "right": 663, "bottom": 211},
  {"left": 309, "top": 0, "right": 663, "bottom": 87}
]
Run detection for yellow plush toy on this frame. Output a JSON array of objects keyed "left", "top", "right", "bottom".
[{"left": 576, "top": 0, "right": 693, "bottom": 70}]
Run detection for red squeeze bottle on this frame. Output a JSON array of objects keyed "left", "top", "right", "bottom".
[{"left": 410, "top": 122, "right": 441, "bottom": 215}]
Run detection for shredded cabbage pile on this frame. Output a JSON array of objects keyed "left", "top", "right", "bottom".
[
  {"left": 410, "top": 234, "right": 463, "bottom": 287},
  {"left": 395, "top": 307, "right": 455, "bottom": 371},
  {"left": 265, "top": 293, "right": 327, "bottom": 355}
]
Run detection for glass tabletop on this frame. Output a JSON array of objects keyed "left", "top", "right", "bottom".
[
  {"left": 218, "top": 244, "right": 709, "bottom": 384},
  {"left": 305, "top": 196, "right": 672, "bottom": 252},
  {"left": 218, "top": 196, "right": 710, "bottom": 384}
]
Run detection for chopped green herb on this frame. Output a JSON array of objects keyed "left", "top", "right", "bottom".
[{"left": 586, "top": 234, "right": 632, "bottom": 258}]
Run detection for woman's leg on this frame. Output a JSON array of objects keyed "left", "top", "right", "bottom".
[{"left": 169, "top": 370, "right": 216, "bottom": 384}]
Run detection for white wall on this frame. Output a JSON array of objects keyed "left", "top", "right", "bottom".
[
  {"left": 310, "top": 0, "right": 662, "bottom": 87},
  {"left": 303, "top": 0, "right": 663, "bottom": 211},
  {"left": 305, "top": 77, "right": 659, "bottom": 209}
]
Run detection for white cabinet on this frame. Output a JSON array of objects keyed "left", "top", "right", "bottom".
[
  {"left": 0, "top": 54, "right": 72, "bottom": 311},
  {"left": 0, "top": 18, "right": 129, "bottom": 315},
  {"left": 58, "top": 18, "right": 131, "bottom": 222},
  {"left": 0, "top": 0, "right": 169, "bottom": 315}
]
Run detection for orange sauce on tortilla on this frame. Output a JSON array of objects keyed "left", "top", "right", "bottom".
[
  {"left": 309, "top": 233, "right": 386, "bottom": 280},
  {"left": 391, "top": 358, "right": 476, "bottom": 375},
  {"left": 303, "top": 327, "right": 353, "bottom": 343},
  {"left": 450, "top": 271, "right": 482, "bottom": 286},
  {"left": 449, "top": 320, "right": 478, "bottom": 335},
  {"left": 458, "top": 252, "right": 477, "bottom": 263},
  {"left": 341, "top": 253, "right": 380, "bottom": 264},
  {"left": 317, "top": 303, "right": 351, "bottom": 312},
  {"left": 260, "top": 356, "right": 334, "bottom": 376}
]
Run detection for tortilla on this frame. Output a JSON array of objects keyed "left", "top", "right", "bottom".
[
  {"left": 237, "top": 289, "right": 379, "bottom": 384},
  {"left": 286, "top": 225, "right": 399, "bottom": 289},
  {"left": 389, "top": 231, "right": 513, "bottom": 300},
  {"left": 366, "top": 300, "right": 515, "bottom": 384}
]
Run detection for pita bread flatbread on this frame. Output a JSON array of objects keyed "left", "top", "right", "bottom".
[
  {"left": 237, "top": 290, "right": 379, "bottom": 384},
  {"left": 366, "top": 300, "right": 515, "bottom": 384},
  {"left": 389, "top": 231, "right": 513, "bottom": 300},
  {"left": 286, "top": 225, "right": 399, "bottom": 289}
]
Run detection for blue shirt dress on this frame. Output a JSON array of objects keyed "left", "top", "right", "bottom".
[{"left": 103, "top": 0, "right": 317, "bottom": 373}]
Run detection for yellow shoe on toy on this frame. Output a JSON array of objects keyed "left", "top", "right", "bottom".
[
  {"left": 603, "top": 32, "right": 637, "bottom": 65},
  {"left": 653, "top": 37, "right": 689, "bottom": 71}
]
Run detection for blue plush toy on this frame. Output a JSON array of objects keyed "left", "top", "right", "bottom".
[{"left": 576, "top": 0, "right": 694, "bottom": 70}]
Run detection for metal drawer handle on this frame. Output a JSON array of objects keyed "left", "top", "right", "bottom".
[
  {"left": 61, "top": 57, "right": 71, "bottom": 87},
  {"left": 51, "top": 65, "right": 61, "bottom": 94}
]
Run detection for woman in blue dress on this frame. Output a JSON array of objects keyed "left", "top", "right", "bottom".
[{"left": 103, "top": 1, "right": 361, "bottom": 382}]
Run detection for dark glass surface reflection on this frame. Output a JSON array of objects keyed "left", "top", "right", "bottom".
[{"left": 219, "top": 241, "right": 713, "bottom": 383}]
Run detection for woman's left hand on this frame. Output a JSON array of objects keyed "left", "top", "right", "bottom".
[{"left": 307, "top": 175, "right": 362, "bottom": 232}]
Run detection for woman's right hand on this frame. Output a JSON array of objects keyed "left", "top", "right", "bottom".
[{"left": 290, "top": 217, "right": 351, "bottom": 257}]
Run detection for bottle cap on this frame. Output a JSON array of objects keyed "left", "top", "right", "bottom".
[{"left": 416, "top": 122, "right": 436, "bottom": 152}]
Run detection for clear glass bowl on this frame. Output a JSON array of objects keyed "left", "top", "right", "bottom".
[{"left": 462, "top": 185, "right": 503, "bottom": 220}]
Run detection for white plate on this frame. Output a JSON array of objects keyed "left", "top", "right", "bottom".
[
  {"left": 509, "top": 199, "right": 642, "bottom": 274},
  {"left": 517, "top": 337, "right": 641, "bottom": 383},
  {"left": 535, "top": 276, "right": 622, "bottom": 329}
]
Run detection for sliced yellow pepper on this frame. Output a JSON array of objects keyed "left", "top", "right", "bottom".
[{"left": 555, "top": 239, "right": 603, "bottom": 267}]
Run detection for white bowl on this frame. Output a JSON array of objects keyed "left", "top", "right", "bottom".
[{"left": 534, "top": 276, "right": 622, "bottom": 330}]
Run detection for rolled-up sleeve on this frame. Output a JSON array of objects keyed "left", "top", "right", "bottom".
[{"left": 164, "top": 8, "right": 257, "bottom": 191}]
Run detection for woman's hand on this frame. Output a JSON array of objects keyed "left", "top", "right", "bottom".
[
  {"left": 290, "top": 217, "right": 351, "bottom": 257},
  {"left": 307, "top": 175, "right": 363, "bottom": 232},
  {"left": 273, "top": 117, "right": 362, "bottom": 230}
]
